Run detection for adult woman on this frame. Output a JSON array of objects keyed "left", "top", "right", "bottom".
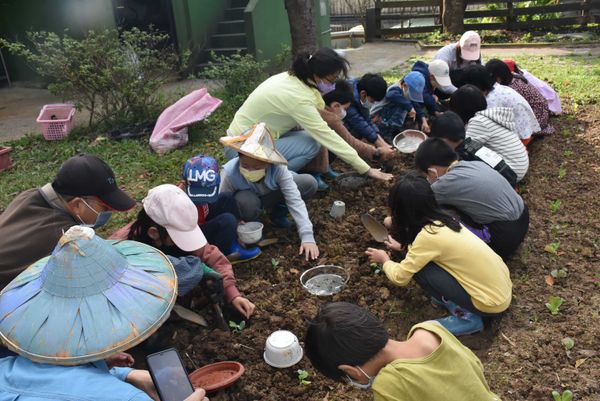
[
  {"left": 433, "top": 31, "right": 482, "bottom": 90},
  {"left": 486, "top": 59, "right": 554, "bottom": 136},
  {"left": 225, "top": 48, "right": 392, "bottom": 182}
]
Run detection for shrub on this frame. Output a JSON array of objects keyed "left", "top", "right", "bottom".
[
  {"left": 201, "top": 52, "right": 268, "bottom": 110},
  {"left": 0, "top": 28, "right": 184, "bottom": 130}
]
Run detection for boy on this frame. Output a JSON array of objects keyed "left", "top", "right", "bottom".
[
  {"left": 305, "top": 302, "right": 501, "bottom": 401},
  {"left": 181, "top": 154, "right": 261, "bottom": 262},
  {"left": 220, "top": 123, "right": 319, "bottom": 261},
  {"left": 411, "top": 60, "right": 453, "bottom": 115},
  {"left": 373, "top": 71, "right": 428, "bottom": 143},
  {"left": 415, "top": 138, "right": 529, "bottom": 259},
  {"left": 344, "top": 73, "right": 390, "bottom": 150}
]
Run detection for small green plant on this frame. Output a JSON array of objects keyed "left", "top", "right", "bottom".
[
  {"left": 271, "top": 258, "right": 280, "bottom": 269},
  {"left": 229, "top": 320, "right": 246, "bottom": 333},
  {"left": 549, "top": 199, "right": 562, "bottom": 213},
  {"left": 545, "top": 296, "right": 564, "bottom": 315},
  {"left": 552, "top": 389, "right": 573, "bottom": 401},
  {"left": 558, "top": 164, "right": 567, "bottom": 179},
  {"left": 563, "top": 150, "right": 574, "bottom": 157},
  {"left": 296, "top": 369, "right": 311, "bottom": 385},
  {"left": 544, "top": 241, "right": 561, "bottom": 255},
  {"left": 550, "top": 268, "right": 568, "bottom": 279},
  {"left": 369, "top": 262, "right": 382, "bottom": 275},
  {"left": 562, "top": 337, "right": 575, "bottom": 355}
]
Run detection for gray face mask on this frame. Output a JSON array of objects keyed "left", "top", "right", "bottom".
[{"left": 345, "top": 366, "right": 374, "bottom": 390}]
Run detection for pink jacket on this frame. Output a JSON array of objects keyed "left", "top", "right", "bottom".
[{"left": 110, "top": 223, "right": 241, "bottom": 303}]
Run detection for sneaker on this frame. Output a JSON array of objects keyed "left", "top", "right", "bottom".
[
  {"left": 435, "top": 313, "right": 484, "bottom": 336},
  {"left": 227, "top": 240, "right": 261, "bottom": 265},
  {"left": 269, "top": 204, "right": 291, "bottom": 228},
  {"left": 431, "top": 297, "right": 461, "bottom": 316},
  {"left": 324, "top": 165, "right": 341, "bottom": 179},
  {"left": 312, "top": 174, "right": 329, "bottom": 191}
]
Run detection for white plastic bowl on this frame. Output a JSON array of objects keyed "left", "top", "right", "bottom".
[
  {"left": 263, "top": 330, "right": 303, "bottom": 368},
  {"left": 237, "top": 222, "right": 264, "bottom": 245}
]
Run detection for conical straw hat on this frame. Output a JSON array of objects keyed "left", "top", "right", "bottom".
[
  {"left": 220, "top": 123, "right": 288, "bottom": 165},
  {"left": 0, "top": 226, "right": 177, "bottom": 365}
]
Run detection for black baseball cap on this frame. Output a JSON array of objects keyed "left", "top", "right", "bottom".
[{"left": 52, "top": 154, "right": 136, "bottom": 211}]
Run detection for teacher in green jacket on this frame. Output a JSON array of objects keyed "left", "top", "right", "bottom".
[{"left": 225, "top": 48, "right": 392, "bottom": 182}]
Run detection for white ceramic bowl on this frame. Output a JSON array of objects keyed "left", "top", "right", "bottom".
[
  {"left": 263, "top": 330, "right": 303, "bottom": 368},
  {"left": 237, "top": 222, "right": 264, "bottom": 245}
]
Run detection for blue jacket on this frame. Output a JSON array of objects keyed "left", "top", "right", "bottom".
[
  {"left": 343, "top": 79, "right": 379, "bottom": 143},
  {"left": 377, "top": 84, "right": 425, "bottom": 129},
  {"left": 0, "top": 356, "right": 150, "bottom": 401},
  {"left": 412, "top": 61, "right": 439, "bottom": 115}
]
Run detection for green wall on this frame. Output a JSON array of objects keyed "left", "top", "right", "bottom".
[
  {"left": 170, "top": 0, "right": 227, "bottom": 57},
  {"left": 0, "top": 0, "right": 116, "bottom": 82},
  {"left": 245, "top": 0, "right": 332, "bottom": 62}
]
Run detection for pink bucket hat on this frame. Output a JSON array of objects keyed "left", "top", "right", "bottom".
[{"left": 459, "top": 31, "right": 481, "bottom": 61}]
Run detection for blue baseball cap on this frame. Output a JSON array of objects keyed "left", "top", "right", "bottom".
[
  {"left": 182, "top": 155, "right": 220, "bottom": 204},
  {"left": 403, "top": 71, "right": 425, "bottom": 103}
]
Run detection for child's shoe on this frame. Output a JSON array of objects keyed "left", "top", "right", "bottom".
[
  {"left": 312, "top": 173, "right": 329, "bottom": 191},
  {"left": 431, "top": 296, "right": 461, "bottom": 316},
  {"left": 269, "top": 204, "right": 291, "bottom": 228},
  {"left": 435, "top": 313, "right": 484, "bottom": 336},
  {"left": 227, "top": 240, "right": 261, "bottom": 264},
  {"left": 324, "top": 165, "right": 341, "bottom": 179}
]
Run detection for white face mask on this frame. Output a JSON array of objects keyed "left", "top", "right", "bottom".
[
  {"left": 360, "top": 98, "right": 373, "bottom": 110},
  {"left": 337, "top": 107, "right": 347, "bottom": 120},
  {"left": 345, "top": 366, "right": 374, "bottom": 390}
]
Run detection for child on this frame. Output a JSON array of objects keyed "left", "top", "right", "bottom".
[
  {"left": 415, "top": 138, "right": 529, "bottom": 259},
  {"left": 344, "top": 73, "right": 390, "bottom": 148},
  {"left": 113, "top": 184, "right": 256, "bottom": 319},
  {"left": 372, "top": 71, "right": 428, "bottom": 143},
  {"left": 305, "top": 302, "right": 501, "bottom": 401},
  {"left": 411, "top": 60, "right": 451, "bottom": 115},
  {"left": 181, "top": 154, "right": 261, "bottom": 263},
  {"left": 503, "top": 59, "right": 562, "bottom": 115},
  {"left": 219, "top": 123, "right": 319, "bottom": 261},
  {"left": 365, "top": 172, "right": 512, "bottom": 336}
]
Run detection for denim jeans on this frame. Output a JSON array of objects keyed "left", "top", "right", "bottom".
[{"left": 200, "top": 193, "right": 240, "bottom": 254}]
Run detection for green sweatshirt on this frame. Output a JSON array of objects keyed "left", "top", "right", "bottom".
[{"left": 228, "top": 72, "right": 370, "bottom": 174}]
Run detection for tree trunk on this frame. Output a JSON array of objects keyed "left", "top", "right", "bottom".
[
  {"left": 284, "top": 0, "right": 318, "bottom": 56},
  {"left": 442, "top": 0, "right": 466, "bottom": 34}
]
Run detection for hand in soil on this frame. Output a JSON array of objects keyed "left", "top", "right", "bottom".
[
  {"left": 384, "top": 235, "right": 402, "bottom": 252},
  {"left": 231, "top": 296, "right": 256, "bottom": 319},
  {"left": 299, "top": 242, "right": 319, "bottom": 261},
  {"left": 367, "top": 168, "right": 394, "bottom": 181},
  {"left": 379, "top": 145, "right": 396, "bottom": 161},
  {"left": 365, "top": 247, "right": 391, "bottom": 264}
]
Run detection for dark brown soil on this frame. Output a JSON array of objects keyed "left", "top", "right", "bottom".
[{"left": 147, "top": 108, "right": 600, "bottom": 401}]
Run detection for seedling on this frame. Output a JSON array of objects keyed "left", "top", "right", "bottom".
[
  {"left": 558, "top": 164, "right": 567, "bottom": 179},
  {"left": 563, "top": 150, "right": 574, "bottom": 158},
  {"left": 550, "top": 268, "right": 568, "bottom": 279},
  {"left": 545, "top": 296, "right": 564, "bottom": 315},
  {"left": 228, "top": 320, "right": 246, "bottom": 333},
  {"left": 544, "top": 241, "right": 560, "bottom": 255},
  {"left": 369, "top": 262, "right": 382, "bottom": 275},
  {"left": 562, "top": 337, "right": 575, "bottom": 354},
  {"left": 271, "top": 258, "right": 280, "bottom": 269},
  {"left": 552, "top": 389, "right": 573, "bottom": 401},
  {"left": 296, "top": 369, "right": 311, "bottom": 385},
  {"left": 549, "top": 199, "right": 562, "bottom": 213}
]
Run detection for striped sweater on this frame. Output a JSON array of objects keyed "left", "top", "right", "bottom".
[{"left": 466, "top": 107, "right": 529, "bottom": 181}]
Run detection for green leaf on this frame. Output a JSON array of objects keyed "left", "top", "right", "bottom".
[
  {"left": 552, "top": 390, "right": 562, "bottom": 401},
  {"left": 545, "top": 296, "right": 564, "bottom": 315},
  {"left": 562, "top": 337, "right": 575, "bottom": 350},
  {"left": 562, "top": 390, "right": 573, "bottom": 401}
]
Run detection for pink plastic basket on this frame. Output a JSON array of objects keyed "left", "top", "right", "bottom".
[{"left": 36, "top": 104, "right": 76, "bottom": 140}]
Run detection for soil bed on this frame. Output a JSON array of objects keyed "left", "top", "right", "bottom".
[{"left": 137, "top": 108, "right": 599, "bottom": 401}]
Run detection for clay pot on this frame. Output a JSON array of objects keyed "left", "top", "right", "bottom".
[
  {"left": 188, "top": 361, "right": 245, "bottom": 392},
  {"left": 0, "top": 146, "right": 13, "bottom": 172}
]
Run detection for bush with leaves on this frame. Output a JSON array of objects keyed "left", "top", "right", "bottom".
[
  {"left": 0, "top": 28, "right": 184, "bottom": 130},
  {"left": 201, "top": 52, "right": 268, "bottom": 110}
]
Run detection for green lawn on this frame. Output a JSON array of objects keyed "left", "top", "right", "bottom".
[{"left": 1, "top": 54, "right": 599, "bottom": 234}]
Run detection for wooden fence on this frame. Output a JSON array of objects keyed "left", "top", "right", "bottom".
[{"left": 365, "top": 0, "right": 600, "bottom": 40}]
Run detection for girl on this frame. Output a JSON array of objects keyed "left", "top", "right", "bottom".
[
  {"left": 225, "top": 47, "right": 392, "bottom": 182},
  {"left": 365, "top": 172, "right": 512, "bottom": 336}
]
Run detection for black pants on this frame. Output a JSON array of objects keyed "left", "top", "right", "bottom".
[
  {"left": 488, "top": 205, "right": 530, "bottom": 260},
  {"left": 200, "top": 192, "right": 240, "bottom": 254},
  {"left": 413, "top": 262, "right": 501, "bottom": 317}
]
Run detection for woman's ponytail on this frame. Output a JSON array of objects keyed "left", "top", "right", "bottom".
[{"left": 289, "top": 48, "right": 350, "bottom": 88}]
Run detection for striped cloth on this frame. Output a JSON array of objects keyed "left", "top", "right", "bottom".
[{"left": 466, "top": 107, "right": 529, "bottom": 182}]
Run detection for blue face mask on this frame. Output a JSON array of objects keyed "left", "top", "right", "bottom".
[
  {"left": 345, "top": 366, "right": 374, "bottom": 390},
  {"left": 79, "top": 198, "right": 113, "bottom": 229},
  {"left": 317, "top": 81, "right": 336, "bottom": 94}
]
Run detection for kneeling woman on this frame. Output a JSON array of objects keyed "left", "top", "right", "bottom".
[{"left": 366, "top": 172, "right": 512, "bottom": 336}]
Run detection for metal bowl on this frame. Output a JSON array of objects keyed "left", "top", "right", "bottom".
[
  {"left": 393, "top": 129, "right": 427, "bottom": 153},
  {"left": 300, "top": 265, "right": 349, "bottom": 296}
]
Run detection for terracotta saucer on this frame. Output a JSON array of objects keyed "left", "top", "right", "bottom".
[{"left": 188, "top": 361, "right": 245, "bottom": 392}]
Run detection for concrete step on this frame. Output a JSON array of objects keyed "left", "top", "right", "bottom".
[
  {"left": 230, "top": 0, "right": 248, "bottom": 8},
  {"left": 211, "top": 33, "right": 246, "bottom": 48},
  {"left": 224, "top": 7, "right": 245, "bottom": 21},
  {"left": 217, "top": 19, "right": 245, "bottom": 35}
]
